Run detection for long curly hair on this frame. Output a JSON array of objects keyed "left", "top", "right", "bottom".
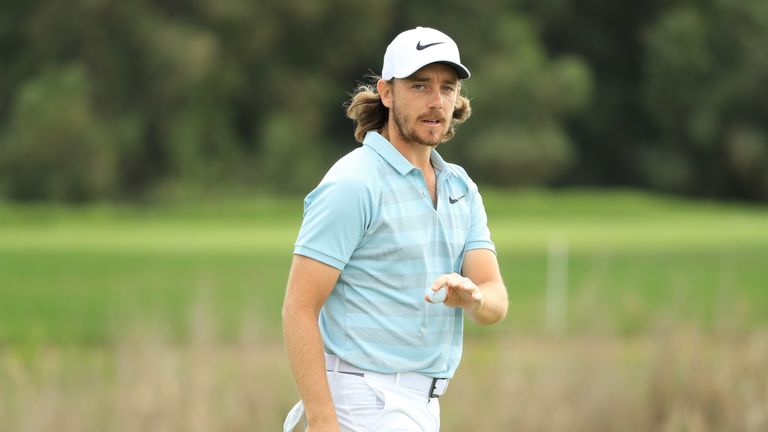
[{"left": 344, "top": 76, "right": 472, "bottom": 144}]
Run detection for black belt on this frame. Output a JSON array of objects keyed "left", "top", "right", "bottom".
[{"left": 325, "top": 352, "right": 450, "bottom": 399}]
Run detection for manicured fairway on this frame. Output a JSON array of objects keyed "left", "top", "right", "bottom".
[{"left": 1, "top": 190, "right": 766, "bottom": 344}]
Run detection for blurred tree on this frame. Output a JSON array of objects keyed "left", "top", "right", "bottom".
[
  {"left": 519, "top": 0, "right": 663, "bottom": 187},
  {"left": 642, "top": 0, "right": 768, "bottom": 199},
  {"left": 0, "top": 64, "right": 120, "bottom": 201},
  {"left": 250, "top": 0, "right": 391, "bottom": 191},
  {"left": 459, "top": 13, "right": 591, "bottom": 185},
  {"left": 259, "top": 110, "right": 330, "bottom": 193},
  {"left": 1, "top": 0, "right": 765, "bottom": 201}
]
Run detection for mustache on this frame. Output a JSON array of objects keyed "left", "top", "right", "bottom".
[{"left": 418, "top": 113, "right": 448, "bottom": 122}]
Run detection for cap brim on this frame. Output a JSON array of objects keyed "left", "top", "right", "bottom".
[
  {"left": 436, "top": 61, "right": 471, "bottom": 79},
  {"left": 388, "top": 61, "right": 471, "bottom": 80}
]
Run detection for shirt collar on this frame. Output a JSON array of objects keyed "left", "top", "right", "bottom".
[
  {"left": 363, "top": 131, "right": 454, "bottom": 179},
  {"left": 429, "top": 148, "right": 450, "bottom": 180}
]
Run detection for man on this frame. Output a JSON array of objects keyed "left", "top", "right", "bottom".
[{"left": 282, "top": 26, "right": 508, "bottom": 432}]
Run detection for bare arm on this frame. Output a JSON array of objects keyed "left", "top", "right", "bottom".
[
  {"left": 282, "top": 254, "right": 342, "bottom": 431},
  {"left": 426, "top": 249, "right": 508, "bottom": 325}
]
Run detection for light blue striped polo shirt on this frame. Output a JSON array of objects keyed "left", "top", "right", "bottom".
[{"left": 294, "top": 131, "right": 495, "bottom": 378}]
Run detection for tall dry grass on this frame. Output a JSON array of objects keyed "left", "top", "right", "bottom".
[
  {"left": 0, "top": 305, "right": 298, "bottom": 432},
  {"left": 1, "top": 318, "right": 766, "bottom": 431},
  {"left": 448, "top": 331, "right": 768, "bottom": 431}
]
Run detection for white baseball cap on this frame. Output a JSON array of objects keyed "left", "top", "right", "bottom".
[{"left": 381, "top": 27, "right": 470, "bottom": 80}]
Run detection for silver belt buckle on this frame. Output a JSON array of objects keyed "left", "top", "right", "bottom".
[{"left": 428, "top": 378, "right": 448, "bottom": 398}]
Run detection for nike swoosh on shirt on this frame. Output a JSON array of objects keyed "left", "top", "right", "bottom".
[
  {"left": 416, "top": 41, "right": 445, "bottom": 51},
  {"left": 449, "top": 194, "right": 466, "bottom": 204}
]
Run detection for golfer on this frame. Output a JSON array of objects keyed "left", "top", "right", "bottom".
[{"left": 283, "top": 26, "right": 508, "bottom": 432}]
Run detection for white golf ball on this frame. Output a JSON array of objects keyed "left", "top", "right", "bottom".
[{"left": 426, "top": 285, "right": 447, "bottom": 303}]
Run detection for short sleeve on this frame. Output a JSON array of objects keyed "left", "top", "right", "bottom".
[
  {"left": 465, "top": 182, "right": 496, "bottom": 253},
  {"left": 294, "top": 178, "right": 373, "bottom": 270}
]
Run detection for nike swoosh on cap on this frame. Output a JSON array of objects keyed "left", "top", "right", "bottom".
[{"left": 416, "top": 41, "right": 445, "bottom": 51}]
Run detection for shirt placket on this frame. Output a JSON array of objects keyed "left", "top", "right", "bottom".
[{"left": 410, "top": 169, "right": 435, "bottom": 211}]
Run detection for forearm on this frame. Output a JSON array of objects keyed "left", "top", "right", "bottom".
[
  {"left": 466, "top": 281, "right": 508, "bottom": 325},
  {"left": 283, "top": 307, "right": 338, "bottom": 429}
]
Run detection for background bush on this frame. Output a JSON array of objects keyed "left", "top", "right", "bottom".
[{"left": 1, "top": 0, "right": 766, "bottom": 200}]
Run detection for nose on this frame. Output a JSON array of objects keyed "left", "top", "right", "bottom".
[{"left": 427, "top": 88, "right": 443, "bottom": 109}]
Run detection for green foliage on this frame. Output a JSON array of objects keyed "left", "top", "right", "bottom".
[
  {"left": 455, "top": 14, "right": 592, "bottom": 185},
  {"left": 259, "top": 110, "right": 331, "bottom": 193},
  {"left": 1, "top": 0, "right": 767, "bottom": 201},
  {"left": 0, "top": 64, "right": 120, "bottom": 201},
  {"left": 466, "top": 126, "right": 574, "bottom": 185},
  {"left": 642, "top": 0, "right": 768, "bottom": 198}
]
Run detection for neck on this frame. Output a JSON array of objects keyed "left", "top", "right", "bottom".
[{"left": 380, "top": 123, "right": 434, "bottom": 171}]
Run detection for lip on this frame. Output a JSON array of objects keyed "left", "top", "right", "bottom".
[{"left": 421, "top": 119, "right": 443, "bottom": 127}]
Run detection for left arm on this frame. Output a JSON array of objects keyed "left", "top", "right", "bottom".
[{"left": 426, "top": 249, "right": 508, "bottom": 325}]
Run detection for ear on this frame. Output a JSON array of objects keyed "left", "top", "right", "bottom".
[{"left": 377, "top": 79, "right": 393, "bottom": 108}]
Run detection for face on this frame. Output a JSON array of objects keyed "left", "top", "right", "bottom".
[{"left": 379, "top": 63, "right": 460, "bottom": 147}]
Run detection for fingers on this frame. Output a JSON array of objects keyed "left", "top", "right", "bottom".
[
  {"left": 430, "top": 273, "right": 470, "bottom": 292},
  {"left": 428, "top": 273, "right": 482, "bottom": 309}
]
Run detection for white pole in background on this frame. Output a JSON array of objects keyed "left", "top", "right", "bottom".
[{"left": 546, "top": 235, "right": 569, "bottom": 335}]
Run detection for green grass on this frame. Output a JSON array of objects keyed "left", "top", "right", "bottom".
[
  {"left": 0, "top": 251, "right": 290, "bottom": 343},
  {"left": 1, "top": 189, "right": 766, "bottom": 345}
]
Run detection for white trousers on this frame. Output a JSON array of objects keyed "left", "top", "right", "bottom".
[
  {"left": 329, "top": 370, "right": 441, "bottom": 431},
  {"left": 284, "top": 371, "right": 441, "bottom": 432}
]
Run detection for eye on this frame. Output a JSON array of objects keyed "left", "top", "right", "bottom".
[{"left": 412, "top": 83, "right": 426, "bottom": 90}]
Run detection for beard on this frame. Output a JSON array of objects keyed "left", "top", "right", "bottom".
[{"left": 391, "top": 100, "right": 450, "bottom": 148}]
